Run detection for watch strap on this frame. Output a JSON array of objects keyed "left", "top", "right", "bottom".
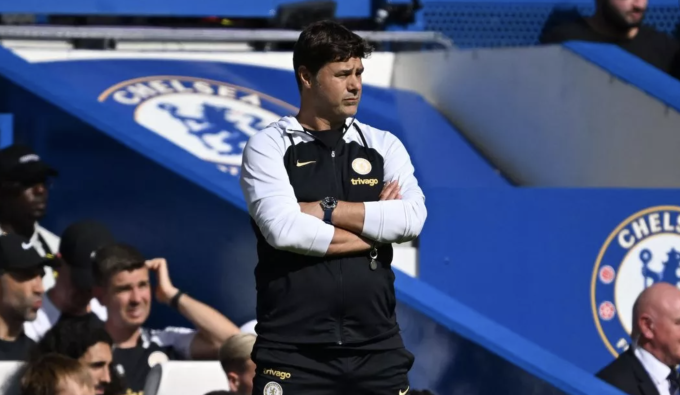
[{"left": 323, "top": 207, "right": 334, "bottom": 224}]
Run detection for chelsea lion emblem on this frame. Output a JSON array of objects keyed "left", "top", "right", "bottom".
[
  {"left": 592, "top": 206, "right": 680, "bottom": 356},
  {"left": 98, "top": 75, "right": 297, "bottom": 177}
]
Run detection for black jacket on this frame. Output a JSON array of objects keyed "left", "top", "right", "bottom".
[
  {"left": 240, "top": 116, "right": 426, "bottom": 348},
  {"left": 596, "top": 348, "right": 660, "bottom": 395}
]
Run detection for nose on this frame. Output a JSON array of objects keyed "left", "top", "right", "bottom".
[
  {"left": 129, "top": 287, "right": 143, "bottom": 304},
  {"left": 631, "top": 0, "right": 646, "bottom": 9},
  {"left": 347, "top": 74, "right": 361, "bottom": 94},
  {"left": 33, "top": 276, "right": 44, "bottom": 294},
  {"left": 101, "top": 367, "right": 111, "bottom": 383}
]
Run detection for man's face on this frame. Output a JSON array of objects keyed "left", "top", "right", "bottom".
[
  {"left": 56, "top": 265, "right": 93, "bottom": 315},
  {"left": 601, "top": 0, "right": 647, "bottom": 30},
  {"left": 101, "top": 267, "right": 151, "bottom": 329},
  {"left": 1, "top": 180, "right": 50, "bottom": 222},
  {"left": 648, "top": 297, "right": 680, "bottom": 366},
  {"left": 308, "top": 57, "right": 364, "bottom": 123},
  {"left": 79, "top": 342, "right": 112, "bottom": 395},
  {"left": 0, "top": 267, "right": 44, "bottom": 322},
  {"left": 228, "top": 360, "right": 257, "bottom": 395}
]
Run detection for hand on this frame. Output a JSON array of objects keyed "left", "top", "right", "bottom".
[
  {"left": 299, "top": 201, "right": 323, "bottom": 220},
  {"left": 145, "top": 258, "right": 179, "bottom": 305},
  {"left": 379, "top": 180, "right": 402, "bottom": 201}
]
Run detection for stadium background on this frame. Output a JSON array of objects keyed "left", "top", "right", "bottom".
[{"left": 1, "top": 0, "right": 679, "bottom": 393}]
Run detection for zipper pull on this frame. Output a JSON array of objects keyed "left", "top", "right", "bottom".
[
  {"left": 369, "top": 246, "right": 378, "bottom": 270},
  {"left": 331, "top": 150, "right": 336, "bottom": 158}
]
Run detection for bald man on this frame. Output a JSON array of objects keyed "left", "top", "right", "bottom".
[{"left": 597, "top": 283, "right": 680, "bottom": 395}]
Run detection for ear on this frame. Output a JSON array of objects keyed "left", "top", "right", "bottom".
[
  {"left": 226, "top": 371, "right": 240, "bottom": 391},
  {"left": 298, "top": 66, "right": 314, "bottom": 90},
  {"left": 639, "top": 314, "right": 655, "bottom": 339}
]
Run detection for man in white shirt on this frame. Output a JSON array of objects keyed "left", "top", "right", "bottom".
[
  {"left": 0, "top": 144, "right": 61, "bottom": 290},
  {"left": 597, "top": 282, "right": 680, "bottom": 395},
  {"left": 24, "top": 221, "right": 112, "bottom": 341}
]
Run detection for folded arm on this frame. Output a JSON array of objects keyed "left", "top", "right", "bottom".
[
  {"left": 240, "top": 131, "right": 371, "bottom": 257},
  {"left": 300, "top": 134, "right": 427, "bottom": 244}
]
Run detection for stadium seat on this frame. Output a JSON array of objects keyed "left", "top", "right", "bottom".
[
  {"left": 143, "top": 361, "right": 230, "bottom": 395},
  {"left": 0, "top": 361, "right": 24, "bottom": 395}
]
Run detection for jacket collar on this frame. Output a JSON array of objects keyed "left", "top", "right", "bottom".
[{"left": 280, "top": 116, "right": 356, "bottom": 134}]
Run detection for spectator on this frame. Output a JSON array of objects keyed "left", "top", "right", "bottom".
[
  {"left": 217, "top": 333, "right": 256, "bottom": 395},
  {"left": 0, "top": 234, "right": 55, "bottom": 361},
  {"left": 540, "top": 0, "right": 680, "bottom": 78},
  {"left": 596, "top": 282, "right": 680, "bottom": 395},
  {"left": 25, "top": 221, "right": 113, "bottom": 341},
  {"left": 20, "top": 353, "right": 94, "bottom": 395},
  {"left": 0, "top": 144, "right": 60, "bottom": 289},
  {"left": 34, "top": 317, "right": 124, "bottom": 395},
  {"left": 92, "top": 243, "right": 240, "bottom": 393}
]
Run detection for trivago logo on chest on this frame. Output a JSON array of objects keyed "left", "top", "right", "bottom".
[{"left": 98, "top": 76, "right": 297, "bottom": 177}]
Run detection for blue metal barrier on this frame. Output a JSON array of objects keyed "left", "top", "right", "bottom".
[
  {"left": 396, "top": 271, "right": 626, "bottom": 394},
  {"left": 0, "top": 114, "right": 13, "bottom": 148},
  {"left": 0, "top": 0, "right": 372, "bottom": 18}
]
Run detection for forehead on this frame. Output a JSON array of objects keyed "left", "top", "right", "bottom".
[
  {"left": 323, "top": 57, "right": 364, "bottom": 71},
  {"left": 109, "top": 267, "right": 148, "bottom": 286},
  {"left": 82, "top": 342, "right": 112, "bottom": 362}
]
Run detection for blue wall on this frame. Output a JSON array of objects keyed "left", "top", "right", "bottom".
[{"left": 419, "top": 188, "right": 680, "bottom": 373}]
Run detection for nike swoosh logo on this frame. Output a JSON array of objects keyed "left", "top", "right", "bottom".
[
  {"left": 399, "top": 387, "right": 410, "bottom": 395},
  {"left": 21, "top": 242, "right": 33, "bottom": 250},
  {"left": 296, "top": 160, "right": 316, "bottom": 167}
]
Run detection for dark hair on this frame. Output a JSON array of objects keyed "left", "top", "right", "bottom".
[
  {"left": 20, "top": 353, "right": 92, "bottom": 395},
  {"left": 292, "top": 20, "right": 373, "bottom": 91},
  {"left": 93, "top": 243, "right": 145, "bottom": 286},
  {"left": 35, "top": 316, "right": 112, "bottom": 360}
]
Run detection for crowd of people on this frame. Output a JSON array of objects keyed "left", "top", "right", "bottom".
[{"left": 0, "top": 144, "right": 253, "bottom": 394}]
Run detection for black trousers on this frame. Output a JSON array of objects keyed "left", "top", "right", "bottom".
[{"left": 251, "top": 347, "right": 415, "bottom": 395}]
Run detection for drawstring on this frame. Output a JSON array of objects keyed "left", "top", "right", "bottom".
[{"left": 353, "top": 123, "right": 374, "bottom": 162}]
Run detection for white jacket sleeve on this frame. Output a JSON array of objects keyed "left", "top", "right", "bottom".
[
  {"left": 240, "top": 130, "right": 335, "bottom": 256},
  {"left": 362, "top": 133, "right": 427, "bottom": 244}
]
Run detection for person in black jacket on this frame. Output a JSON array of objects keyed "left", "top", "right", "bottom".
[
  {"left": 540, "top": 0, "right": 680, "bottom": 79},
  {"left": 240, "top": 20, "right": 427, "bottom": 395},
  {"left": 596, "top": 283, "right": 680, "bottom": 395}
]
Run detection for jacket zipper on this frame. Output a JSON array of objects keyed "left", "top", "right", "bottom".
[
  {"left": 330, "top": 148, "right": 345, "bottom": 346},
  {"left": 292, "top": 126, "right": 349, "bottom": 345}
]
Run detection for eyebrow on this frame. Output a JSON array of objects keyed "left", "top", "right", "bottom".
[{"left": 337, "top": 67, "right": 364, "bottom": 74}]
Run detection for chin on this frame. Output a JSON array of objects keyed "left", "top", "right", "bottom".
[
  {"left": 341, "top": 108, "right": 358, "bottom": 118},
  {"left": 31, "top": 210, "right": 46, "bottom": 220}
]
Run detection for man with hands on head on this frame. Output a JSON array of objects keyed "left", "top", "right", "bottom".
[
  {"left": 92, "top": 244, "right": 240, "bottom": 394},
  {"left": 240, "top": 20, "right": 426, "bottom": 395}
]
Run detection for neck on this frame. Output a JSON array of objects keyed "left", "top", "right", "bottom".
[
  {"left": 0, "top": 219, "right": 35, "bottom": 239},
  {"left": 296, "top": 107, "right": 346, "bottom": 131},
  {"left": 106, "top": 320, "right": 141, "bottom": 349},
  {"left": 587, "top": 14, "right": 639, "bottom": 40},
  {"left": 0, "top": 311, "right": 24, "bottom": 341},
  {"left": 639, "top": 340, "right": 676, "bottom": 367}
]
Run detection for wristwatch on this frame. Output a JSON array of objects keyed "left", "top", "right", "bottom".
[{"left": 320, "top": 197, "right": 338, "bottom": 224}]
